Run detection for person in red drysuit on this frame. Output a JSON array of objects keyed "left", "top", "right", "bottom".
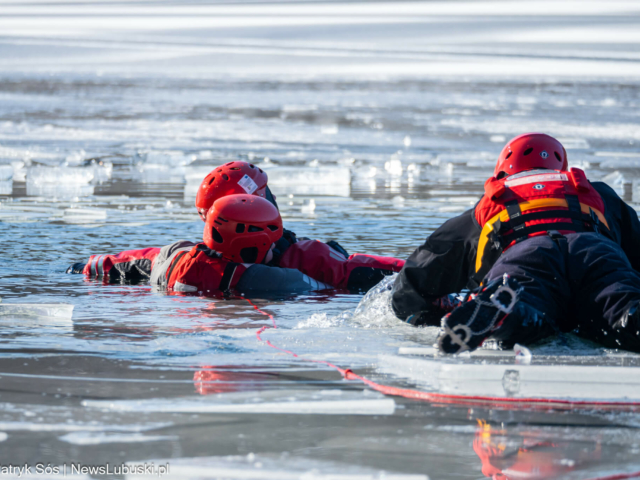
[
  {"left": 69, "top": 161, "right": 406, "bottom": 293},
  {"left": 87, "top": 195, "right": 332, "bottom": 295}
]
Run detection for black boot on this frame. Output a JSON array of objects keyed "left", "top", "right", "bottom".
[{"left": 437, "top": 274, "right": 523, "bottom": 354}]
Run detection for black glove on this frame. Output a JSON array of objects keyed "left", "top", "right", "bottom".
[
  {"left": 326, "top": 240, "right": 349, "bottom": 259},
  {"left": 66, "top": 263, "right": 86, "bottom": 274},
  {"left": 270, "top": 228, "right": 298, "bottom": 266}
]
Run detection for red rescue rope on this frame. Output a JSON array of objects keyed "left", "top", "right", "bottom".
[
  {"left": 584, "top": 472, "right": 640, "bottom": 480},
  {"left": 246, "top": 298, "right": 640, "bottom": 412}
]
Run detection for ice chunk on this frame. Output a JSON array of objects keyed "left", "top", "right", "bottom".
[
  {"left": 0, "top": 303, "right": 73, "bottom": 329},
  {"left": 144, "top": 151, "right": 196, "bottom": 167},
  {"left": 379, "top": 355, "right": 640, "bottom": 400},
  {"left": 321, "top": 124, "right": 339, "bottom": 135},
  {"left": 83, "top": 389, "right": 395, "bottom": 415},
  {"left": 267, "top": 166, "right": 350, "bottom": 197},
  {"left": 0, "top": 165, "right": 12, "bottom": 181},
  {"left": 0, "top": 181, "right": 11, "bottom": 195},
  {"left": 26, "top": 166, "right": 94, "bottom": 198},
  {"left": 0, "top": 303, "right": 73, "bottom": 318},
  {"left": 514, "top": 343, "right": 532, "bottom": 364},
  {"left": 59, "top": 432, "right": 176, "bottom": 445},
  {"left": 384, "top": 156, "right": 403, "bottom": 176},
  {"left": 136, "top": 164, "right": 186, "bottom": 184},
  {"left": 300, "top": 198, "right": 316, "bottom": 214},
  {"left": 63, "top": 208, "right": 108, "bottom": 224}
]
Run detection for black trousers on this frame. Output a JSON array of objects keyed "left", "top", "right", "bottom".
[{"left": 486, "top": 232, "right": 640, "bottom": 351}]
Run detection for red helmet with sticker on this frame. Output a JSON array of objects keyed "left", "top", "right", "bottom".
[
  {"left": 196, "top": 161, "right": 269, "bottom": 221},
  {"left": 494, "top": 133, "right": 568, "bottom": 178},
  {"left": 203, "top": 194, "right": 283, "bottom": 264}
]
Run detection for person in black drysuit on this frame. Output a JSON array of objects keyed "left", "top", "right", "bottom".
[{"left": 391, "top": 133, "right": 640, "bottom": 354}]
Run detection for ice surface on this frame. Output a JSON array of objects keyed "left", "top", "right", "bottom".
[
  {"left": 378, "top": 355, "right": 640, "bottom": 400},
  {"left": 59, "top": 432, "right": 177, "bottom": 445},
  {"left": 83, "top": 390, "right": 396, "bottom": 415},
  {"left": 0, "top": 165, "right": 12, "bottom": 182},
  {"left": 125, "top": 455, "right": 428, "bottom": 480},
  {"left": 2, "top": 1, "right": 640, "bottom": 476}
]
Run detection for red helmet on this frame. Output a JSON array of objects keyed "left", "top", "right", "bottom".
[
  {"left": 196, "top": 161, "right": 269, "bottom": 221},
  {"left": 494, "top": 133, "right": 568, "bottom": 178},
  {"left": 203, "top": 194, "right": 283, "bottom": 264}
]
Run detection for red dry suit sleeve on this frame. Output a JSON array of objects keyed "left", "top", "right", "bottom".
[
  {"left": 277, "top": 239, "right": 405, "bottom": 290},
  {"left": 83, "top": 247, "right": 161, "bottom": 281}
]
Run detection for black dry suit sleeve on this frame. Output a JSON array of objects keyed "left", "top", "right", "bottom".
[
  {"left": 391, "top": 209, "right": 480, "bottom": 324},
  {"left": 326, "top": 240, "right": 349, "bottom": 259},
  {"left": 593, "top": 181, "right": 640, "bottom": 273},
  {"left": 236, "top": 264, "right": 329, "bottom": 294}
]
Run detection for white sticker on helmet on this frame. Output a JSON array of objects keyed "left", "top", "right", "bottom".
[{"left": 238, "top": 174, "right": 258, "bottom": 194}]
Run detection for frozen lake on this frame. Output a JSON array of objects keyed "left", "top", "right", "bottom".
[{"left": 1, "top": 1, "right": 640, "bottom": 478}]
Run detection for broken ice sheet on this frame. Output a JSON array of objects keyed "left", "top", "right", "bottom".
[{"left": 83, "top": 389, "right": 396, "bottom": 415}]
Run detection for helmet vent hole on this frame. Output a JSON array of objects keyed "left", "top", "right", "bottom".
[
  {"left": 240, "top": 247, "right": 259, "bottom": 263},
  {"left": 222, "top": 174, "right": 229, "bottom": 181},
  {"left": 523, "top": 148, "right": 533, "bottom": 156},
  {"left": 554, "top": 151, "right": 562, "bottom": 161},
  {"left": 259, "top": 168, "right": 263, "bottom": 173},
  {"left": 505, "top": 151, "right": 512, "bottom": 160},
  {"left": 211, "top": 227, "right": 224, "bottom": 244},
  {"left": 267, "top": 225, "right": 279, "bottom": 232},
  {"left": 236, "top": 223, "right": 245, "bottom": 234},
  {"left": 230, "top": 167, "right": 241, "bottom": 170},
  {"left": 249, "top": 164, "right": 255, "bottom": 168},
  {"left": 217, "top": 216, "right": 228, "bottom": 223},
  {"left": 248, "top": 225, "right": 264, "bottom": 233},
  {"left": 208, "top": 176, "right": 215, "bottom": 185}
]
